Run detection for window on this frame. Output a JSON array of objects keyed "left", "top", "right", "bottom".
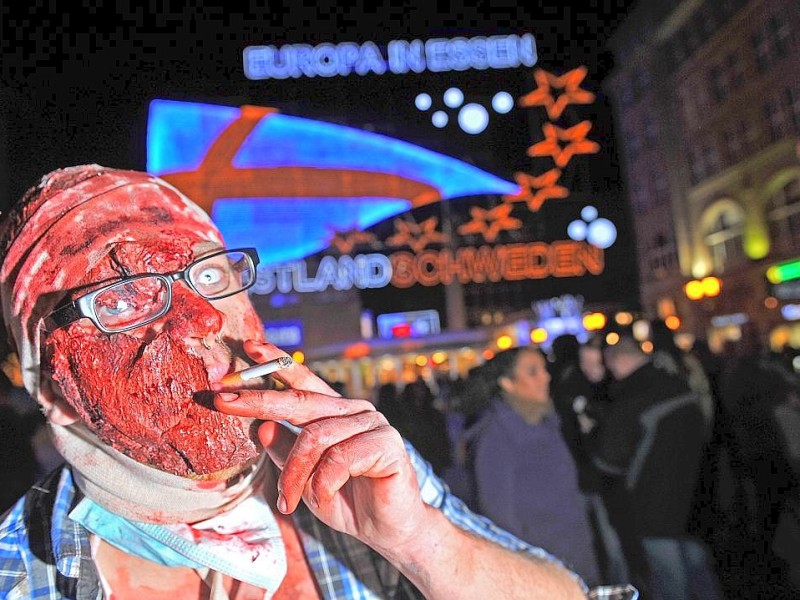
[
  {"left": 647, "top": 234, "right": 678, "bottom": 276},
  {"left": 767, "top": 179, "right": 800, "bottom": 248},
  {"left": 785, "top": 87, "right": 800, "bottom": 133},
  {"left": 727, "top": 52, "right": 744, "bottom": 89},
  {"left": 705, "top": 209, "right": 744, "bottom": 272},
  {"left": 654, "top": 171, "right": 670, "bottom": 203},
  {"left": 680, "top": 90, "right": 698, "bottom": 126},
  {"left": 763, "top": 98, "right": 789, "bottom": 142},
  {"left": 724, "top": 125, "right": 744, "bottom": 164},
  {"left": 752, "top": 15, "right": 792, "bottom": 71},
  {"left": 710, "top": 65, "right": 728, "bottom": 102},
  {"left": 643, "top": 115, "right": 658, "bottom": 145},
  {"left": 689, "top": 147, "right": 706, "bottom": 184}
]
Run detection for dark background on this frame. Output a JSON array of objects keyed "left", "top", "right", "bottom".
[{"left": 1, "top": 1, "right": 636, "bottom": 205}]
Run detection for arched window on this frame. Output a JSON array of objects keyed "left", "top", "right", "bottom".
[
  {"left": 704, "top": 208, "right": 744, "bottom": 272},
  {"left": 767, "top": 178, "right": 800, "bottom": 249}
]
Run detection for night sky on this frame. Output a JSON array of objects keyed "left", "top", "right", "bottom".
[{"left": 1, "top": 1, "right": 638, "bottom": 209}]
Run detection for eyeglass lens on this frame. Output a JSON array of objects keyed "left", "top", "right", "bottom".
[
  {"left": 92, "top": 276, "right": 170, "bottom": 331},
  {"left": 188, "top": 250, "right": 254, "bottom": 298},
  {"left": 90, "top": 250, "right": 255, "bottom": 331}
]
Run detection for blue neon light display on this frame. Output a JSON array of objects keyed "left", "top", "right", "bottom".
[{"left": 147, "top": 99, "right": 519, "bottom": 266}]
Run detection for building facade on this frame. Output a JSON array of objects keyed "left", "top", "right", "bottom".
[{"left": 606, "top": 0, "right": 800, "bottom": 351}]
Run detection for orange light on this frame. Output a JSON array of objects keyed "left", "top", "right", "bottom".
[
  {"left": 605, "top": 331, "right": 620, "bottom": 346},
  {"left": 496, "top": 334, "right": 514, "bottom": 350},
  {"left": 641, "top": 340, "right": 654, "bottom": 353},
  {"left": 615, "top": 312, "right": 633, "bottom": 325},
  {"left": 701, "top": 276, "right": 721, "bottom": 297},
  {"left": 530, "top": 328, "right": 548, "bottom": 344},
  {"left": 684, "top": 280, "right": 704, "bottom": 300},
  {"left": 583, "top": 312, "right": 606, "bottom": 331},
  {"left": 291, "top": 350, "right": 305, "bottom": 364},
  {"left": 482, "top": 349, "right": 495, "bottom": 360},
  {"left": 343, "top": 342, "right": 370, "bottom": 359},
  {"left": 664, "top": 315, "right": 681, "bottom": 330},
  {"left": 431, "top": 351, "right": 448, "bottom": 365},
  {"left": 764, "top": 296, "right": 778, "bottom": 309}
]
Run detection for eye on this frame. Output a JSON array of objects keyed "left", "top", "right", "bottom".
[
  {"left": 103, "top": 298, "right": 132, "bottom": 316},
  {"left": 191, "top": 263, "right": 231, "bottom": 296},
  {"left": 195, "top": 266, "right": 224, "bottom": 287}
]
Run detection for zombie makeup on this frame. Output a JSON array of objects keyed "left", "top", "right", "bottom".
[
  {"left": 0, "top": 166, "right": 267, "bottom": 478},
  {"left": 44, "top": 237, "right": 265, "bottom": 476}
]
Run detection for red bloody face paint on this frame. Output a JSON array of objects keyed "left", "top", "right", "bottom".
[
  {"left": 0, "top": 166, "right": 266, "bottom": 479},
  {"left": 43, "top": 236, "right": 264, "bottom": 477}
]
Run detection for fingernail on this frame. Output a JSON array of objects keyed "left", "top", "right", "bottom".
[
  {"left": 217, "top": 393, "right": 239, "bottom": 402},
  {"left": 277, "top": 492, "right": 288, "bottom": 513}
]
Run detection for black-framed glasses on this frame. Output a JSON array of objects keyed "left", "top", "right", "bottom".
[{"left": 44, "top": 247, "right": 260, "bottom": 334}]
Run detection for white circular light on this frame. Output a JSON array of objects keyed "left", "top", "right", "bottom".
[
  {"left": 444, "top": 87, "right": 464, "bottom": 108},
  {"left": 415, "top": 93, "right": 432, "bottom": 111},
  {"left": 581, "top": 205, "right": 598, "bottom": 222},
  {"left": 458, "top": 103, "right": 488, "bottom": 134},
  {"left": 567, "top": 219, "right": 588, "bottom": 241},
  {"left": 432, "top": 111, "right": 449, "bottom": 128},
  {"left": 492, "top": 91, "right": 514, "bottom": 114},
  {"left": 586, "top": 218, "right": 617, "bottom": 249}
]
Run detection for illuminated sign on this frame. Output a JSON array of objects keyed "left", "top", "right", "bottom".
[
  {"left": 531, "top": 294, "right": 587, "bottom": 345},
  {"left": 376, "top": 310, "right": 441, "bottom": 339},
  {"left": 253, "top": 242, "right": 604, "bottom": 294},
  {"left": 147, "top": 100, "right": 518, "bottom": 266},
  {"left": 243, "top": 34, "right": 537, "bottom": 80},
  {"left": 710, "top": 313, "right": 749, "bottom": 327},
  {"left": 781, "top": 304, "right": 800, "bottom": 321},
  {"left": 771, "top": 280, "right": 800, "bottom": 300},
  {"left": 766, "top": 258, "right": 800, "bottom": 284},
  {"left": 264, "top": 319, "right": 304, "bottom": 348},
  {"left": 147, "top": 98, "right": 612, "bottom": 298},
  {"left": 253, "top": 254, "right": 392, "bottom": 294}
]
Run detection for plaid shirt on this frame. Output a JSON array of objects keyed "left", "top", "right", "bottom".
[{"left": 0, "top": 442, "right": 636, "bottom": 599}]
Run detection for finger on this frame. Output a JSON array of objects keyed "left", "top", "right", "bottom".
[
  {"left": 278, "top": 411, "right": 389, "bottom": 511},
  {"left": 259, "top": 421, "right": 297, "bottom": 471},
  {"left": 307, "top": 426, "right": 407, "bottom": 508},
  {"left": 243, "top": 339, "right": 339, "bottom": 396},
  {"left": 214, "top": 387, "right": 375, "bottom": 425}
]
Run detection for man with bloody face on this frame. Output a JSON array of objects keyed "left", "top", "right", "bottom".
[{"left": 0, "top": 165, "right": 627, "bottom": 599}]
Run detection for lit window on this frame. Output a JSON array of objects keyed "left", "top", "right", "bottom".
[
  {"left": 704, "top": 208, "right": 745, "bottom": 272},
  {"left": 767, "top": 179, "right": 800, "bottom": 249}
]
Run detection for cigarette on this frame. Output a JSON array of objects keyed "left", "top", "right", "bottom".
[{"left": 219, "top": 356, "right": 294, "bottom": 386}]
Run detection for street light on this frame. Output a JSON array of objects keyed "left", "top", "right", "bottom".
[{"left": 684, "top": 276, "right": 721, "bottom": 300}]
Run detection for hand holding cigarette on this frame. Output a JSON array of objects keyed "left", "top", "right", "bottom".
[{"left": 219, "top": 355, "right": 294, "bottom": 386}]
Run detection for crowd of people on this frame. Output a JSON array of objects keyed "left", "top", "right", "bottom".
[{"left": 369, "top": 324, "right": 800, "bottom": 600}]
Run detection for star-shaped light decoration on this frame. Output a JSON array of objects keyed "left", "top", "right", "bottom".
[
  {"left": 518, "top": 66, "right": 596, "bottom": 120},
  {"left": 327, "top": 228, "right": 378, "bottom": 254},
  {"left": 528, "top": 121, "right": 600, "bottom": 169},
  {"left": 503, "top": 169, "right": 570, "bottom": 212},
  {"left": 386, "top": 216, "right": 448, "bottom": 253},
  {"left": 457, "top": 204, "right": 522, "bottom": 243}
]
